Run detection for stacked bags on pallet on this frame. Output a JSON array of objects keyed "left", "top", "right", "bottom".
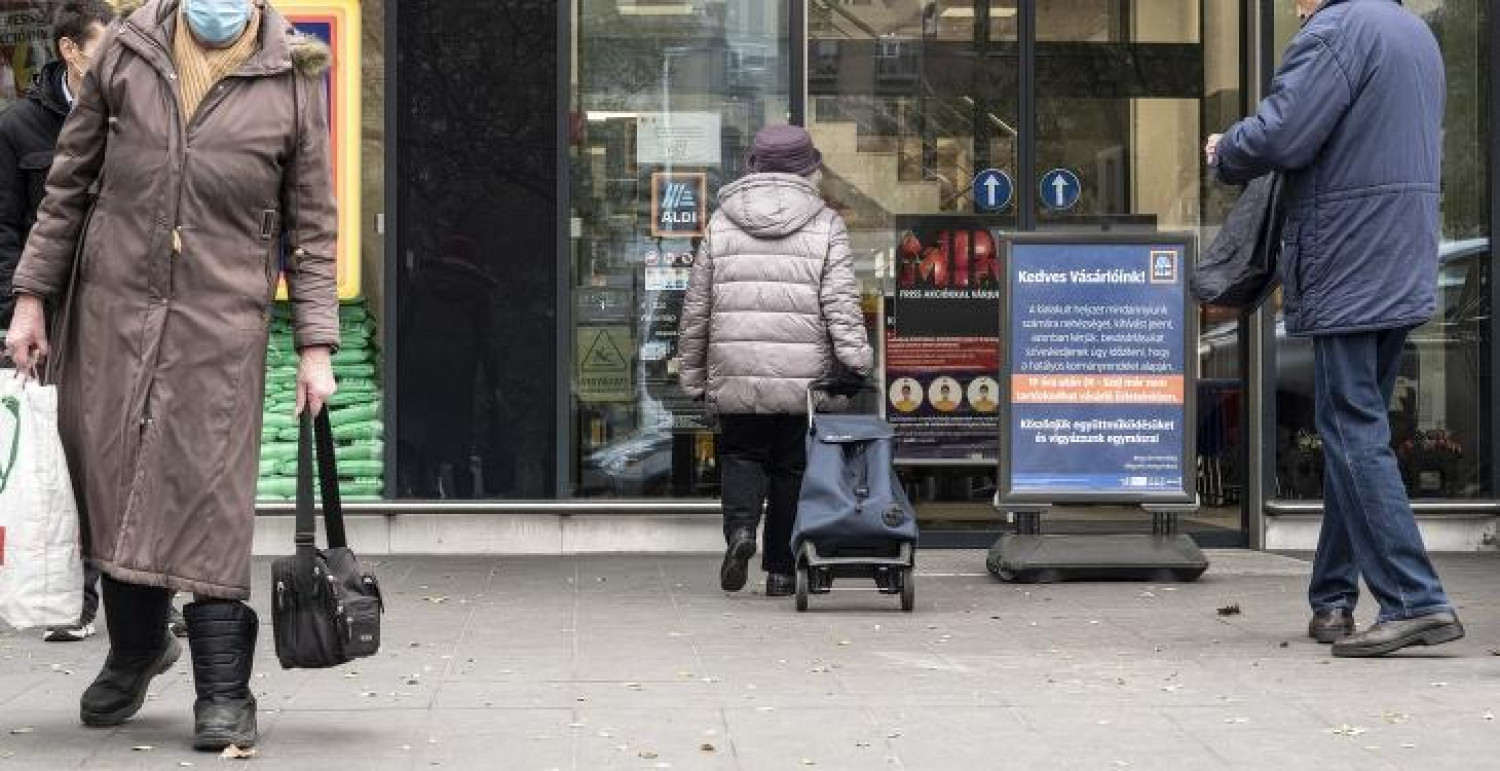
[{"left": 256, "top": 302, "right": 386, "bottom": 502}]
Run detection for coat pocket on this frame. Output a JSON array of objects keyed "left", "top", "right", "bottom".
[
  {"left": 1279, "top": 221, "right": 1304, "bottom": 304},
  {"left": 18, "top": 152, "right": 53, "bottom": 218}
]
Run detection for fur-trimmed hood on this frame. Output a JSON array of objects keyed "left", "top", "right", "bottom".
[{"left": 110, "top": 0, "right": 330, "bottom": 76}]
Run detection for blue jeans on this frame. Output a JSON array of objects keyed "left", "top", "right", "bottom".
[{"left": 1307, "top": 328, "right": 1451, "bottom": 623}]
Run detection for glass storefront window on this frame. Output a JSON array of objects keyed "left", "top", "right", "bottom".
[
  {"left": 808, "top": 1, "right": 1019, "bottom": 532},
  {"left": 394, "top": 0, "right": 559, "bottom": 499},
  {"left": 1272, "top": 0, "right": 1492, "bottom": 501},
  {"left": 566, "top": 0, "right": 790, "bottom": 497},
  {"left": 0, "top": 2, "right": 51, "bottom": 109}
]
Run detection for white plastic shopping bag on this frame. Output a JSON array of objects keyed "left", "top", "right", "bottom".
[{"left": 0, "top": 369, "right": 84, "bottom": 629}]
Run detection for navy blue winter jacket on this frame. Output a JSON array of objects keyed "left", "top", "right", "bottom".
[{"left": 1216, "top": 0, "right": 1444, "bottom": 336}]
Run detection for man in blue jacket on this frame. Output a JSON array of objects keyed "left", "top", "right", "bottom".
[{"left": 1207, "top": 0, "right": 1463, "bottom": 657}]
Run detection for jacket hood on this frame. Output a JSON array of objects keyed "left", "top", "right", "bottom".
[
  {"left": 27, "top": 60, "right": 70, "bottom": 116},
  {"left": 116, "top": 0, "right": 330, "bottom": 77},
  {"left": 717, "top": 173, "right": 827, "bottom": 238}
]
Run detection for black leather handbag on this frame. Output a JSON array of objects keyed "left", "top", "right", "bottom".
[{"left": 270, "top": 409, "right": 383, "bottom": 669}]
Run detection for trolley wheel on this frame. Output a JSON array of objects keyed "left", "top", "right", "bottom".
[
  {"left": 795, "top": 566, "right": 810, "bottom": 612},
  {"left": 900, "top": 568, "right": 915, "bottom": 612}
]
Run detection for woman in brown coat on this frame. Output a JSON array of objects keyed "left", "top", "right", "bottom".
[{"left": 3, "top": 0, "right": 338, "bottom": 752}]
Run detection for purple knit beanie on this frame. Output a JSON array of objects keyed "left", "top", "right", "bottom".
[{"left": 747, "top": 125, "right": 822, "bottom": 176}]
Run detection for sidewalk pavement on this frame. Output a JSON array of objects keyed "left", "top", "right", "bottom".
[{"left": 1, "top": 550, "right": 1497, "bottom": 771}]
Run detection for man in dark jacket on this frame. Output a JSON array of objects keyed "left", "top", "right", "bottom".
[
  {"left": 1208, "top": 0, "right": 1462, "bottom": 657},
  {"left": 0, "top": 2, "right": 113, "bottom": 329},
  {"left": 0, "top": 0, "right": 114, "bottom": 643}
]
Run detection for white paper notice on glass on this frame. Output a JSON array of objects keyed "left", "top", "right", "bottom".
[{"left": 637, "top": 113, "right": 722, "bottom": 167}]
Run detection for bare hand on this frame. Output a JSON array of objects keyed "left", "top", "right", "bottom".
[
  {"left": 295, "top": 346, "right": 337, "bottom": 417},
  {"left": 4, "top": 295, "right": 49, "bottom": 376},
  {"left": 1204, "top": 133, "right": 1224, "bottom": 167}
]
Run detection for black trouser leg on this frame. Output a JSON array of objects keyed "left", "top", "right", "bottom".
[
  {"left": 718, "top": 415, "right": 769, "bottom": 543},
  {"left": 762, "top": 415, "right": 808, "bottom": 575},
  {"left": 80, "top": 561, "right": 101, "bottom": 626},
  {"left": 80, "top": 576, "right": 179, "bottom": 726}
]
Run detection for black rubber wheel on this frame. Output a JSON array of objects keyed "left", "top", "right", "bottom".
[
  {"left": 900, "top": 568, "right": 915, "bottom": 612},
  {"left": 795, "top": 566, "right": 809, "bottom": 612}
]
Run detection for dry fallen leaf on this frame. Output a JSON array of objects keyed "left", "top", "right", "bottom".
[
  {"left": 9, "top": 727, "right": 33, "bottom": 735},
  {"left": 220, "top": 745, "right": 257, "bottom": 759},
  {"left": 639, "top": 751, "right": 659, "bottom": 760},
  {"left": 700, "top": 743, "right": 716, "bottom": 753},
  {"left": 1330, "top": 724, "right": 1367, "bottom": 737},
  {"left": 132, "top": 745, "right": 154, "bottom": 752},
  {"left": 1216, "top": 604, "right": 1242, "bottom": 617}
]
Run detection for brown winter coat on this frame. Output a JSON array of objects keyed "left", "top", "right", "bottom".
[{"left": 9, "top": 0, "right": 338, "bottom": 599}]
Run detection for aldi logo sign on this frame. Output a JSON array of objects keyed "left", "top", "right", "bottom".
[{"left": 651, "top": 172, "right": 708, "bottom": 239}]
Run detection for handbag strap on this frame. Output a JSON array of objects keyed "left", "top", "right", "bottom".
[{"left": 295, "top": 408, "right": 347, "bottom": 549}]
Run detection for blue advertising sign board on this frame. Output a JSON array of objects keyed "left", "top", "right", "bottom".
[
  {"left": 999, "top": 234, "right": 1197, "bottom": 504},
  {"left": 972, "top": 169, "right": 1013, "bottom": 212},
  {"left": 1039, "top": 169, "right": 1081, "bottom": 211}
]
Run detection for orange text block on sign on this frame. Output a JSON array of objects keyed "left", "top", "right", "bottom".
[{"left": 1011, "top": 375, "right": 1185, "bottom": 405}]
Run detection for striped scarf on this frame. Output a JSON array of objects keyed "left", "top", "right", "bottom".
[{"left": 171, "top": 5, "right": 263, "bottom": 122}]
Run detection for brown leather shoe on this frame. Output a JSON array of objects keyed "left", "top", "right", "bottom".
[
  {"left": 1332, "top": 611, "right": 1464, "bottom": 658},
  {"left": 1308, "top": 608, "right": 1356, "bottom": 644}
]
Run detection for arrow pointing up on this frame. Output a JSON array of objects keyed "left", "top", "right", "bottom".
[
  {"left": 984, "top": 176, "right": 1000, "bottom": 206},
  {"left": 1052, "top": 175, "right": 1069, "bottom": 207}
]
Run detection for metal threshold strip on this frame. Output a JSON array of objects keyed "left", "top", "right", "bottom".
[
  {"left": 1266, "top": 500, "right": 1500, "bottom": 517},
  {"left": 255, "top": 500, "right": 724, "bottom": 515}
]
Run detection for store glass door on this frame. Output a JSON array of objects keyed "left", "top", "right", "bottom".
[
  {"left": 1032, "top": 1, "right": 1248, "bottom": 544},
  {"left": 808, "top": 1, "right": 1250, "bottom": 545}
]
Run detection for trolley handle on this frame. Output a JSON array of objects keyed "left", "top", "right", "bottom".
[{"left": 805, "top": 375, "right": 877, "bottom": 423}]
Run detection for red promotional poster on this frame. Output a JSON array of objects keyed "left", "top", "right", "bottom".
[{"left": 886, "top": 218, "right": 1004, "bottom": 462}]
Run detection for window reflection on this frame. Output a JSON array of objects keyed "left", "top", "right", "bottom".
[
  {"left": 1272, "top": 0, "right": 1492, "bottom": 500},
  {"left": 567, "top": 0, "right": 790, "bottom": 497}
]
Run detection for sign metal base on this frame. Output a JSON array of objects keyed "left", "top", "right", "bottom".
[{"left": 987, "top": 506, "right": 1209, "bottom": 583}]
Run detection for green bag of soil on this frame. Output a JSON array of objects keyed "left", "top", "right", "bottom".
[
  {"left": 330, "top": 401, "right": 381, "bottom": 425},
  {"left": 263, "top": 412, "right": 298, "bottom": 430},
  {"left": 257, "top": 477, "right": 298, "bottom": 498},
  {"left": 261, "top": 442, "right": 299, "bottom": 463},
  {"left": 333, "top": 363, "right": 377, "bottom": 379},
  {"left": 333, "top": 420, "right": 384, "bottom": 441},
  {"left": 337, "top": 378, "right": 379, "bottom": 394},
  {"left": 328, "top": 390, "right": 374, "bottom": 408},
  {"left": 337, "top": 459, "right": 384, "bottom": 478},
  {"left": 339, "top": 479, "right": 383, "bottom": 497},
  {"left": 333, "top": 348, "right": 371, "bottom": 366},
  {"left": 336, "top": 440, "right": 384, "bottom": 461}
]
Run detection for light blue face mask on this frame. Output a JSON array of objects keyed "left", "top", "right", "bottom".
[{"left": 185, "top": 0, "right": 251, "bottom": 46}]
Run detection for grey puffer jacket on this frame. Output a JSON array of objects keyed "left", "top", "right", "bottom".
[{"left": 678, "top": 173, "right": 873, "bottom": 414}]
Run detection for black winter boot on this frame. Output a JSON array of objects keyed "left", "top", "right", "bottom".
[
  {"left": 80, "top": 577, "right": 180, "bottom": 727},
  {"left": 184, "top": 600, "right": 259, "bottom": 752}
]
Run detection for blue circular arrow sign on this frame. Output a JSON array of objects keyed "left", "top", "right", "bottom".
[
  {"left": 1039, "top": 168, "right": 1082, "bottom": 211},
  {"left": 972, "top": 168, "right": 1014, "bottom": 212}
]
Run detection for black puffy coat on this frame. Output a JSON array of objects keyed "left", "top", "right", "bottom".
[{"left": 0, "top": 61, "right": 69, "bottom": 327}]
